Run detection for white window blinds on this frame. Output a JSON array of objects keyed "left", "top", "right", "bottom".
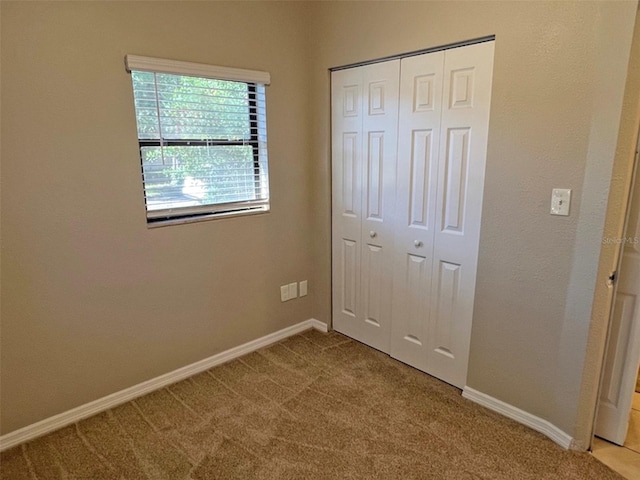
[{"left": 125, "top": 55, "right": 270, "bottom": 223}]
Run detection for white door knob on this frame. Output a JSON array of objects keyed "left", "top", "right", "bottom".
[
  {"left": 414, "top": 240, "right": 423, "bottom": 247},
  {"left": 369, "top": 231, "right": 377, "bottom": 238}
]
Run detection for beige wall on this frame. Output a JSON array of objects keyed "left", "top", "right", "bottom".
[
  {"left": 2, "top": 0, "right": 638, "bottom": 449},
  {"left": 307, "top": 0, "right": 637, "bottom": 443},
  {"left": 0, "top": 1, "right": 314, "bottom": 434}
]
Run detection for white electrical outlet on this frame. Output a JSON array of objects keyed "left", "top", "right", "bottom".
[
  {"left": 299, "top": 280, "right": 308, "bottom": 297},
  {"left": 288, "top": 282, "right": 298, "bottom": 299},
  {"left": 280, "top": 285, "right": 289, "bottom": 302},
  {"left": 550, "top": 188, "right": 571, "bottom": 216}
]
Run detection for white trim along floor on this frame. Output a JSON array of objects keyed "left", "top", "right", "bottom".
[{"left": 0, "top": 319, "right": 328, "bottom": 452}]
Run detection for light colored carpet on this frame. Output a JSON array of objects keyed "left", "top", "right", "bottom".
[{"left": 0, "top": 329, "right": 622, "bottom": 479}]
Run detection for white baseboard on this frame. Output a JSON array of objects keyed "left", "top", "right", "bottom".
[
  {"left": 462, "top": 386, "right": 573, "bottom": 449},
  {"left": 0, "top": 318, "right": 328, "bottom": 452}
]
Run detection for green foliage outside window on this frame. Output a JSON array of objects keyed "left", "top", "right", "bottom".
[{"left": 132, "top": 71, "right": 258, "bottom": 208}]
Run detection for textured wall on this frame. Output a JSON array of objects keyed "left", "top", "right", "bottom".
[
  {"left": 0, "top": 1, "right": 314, "bottom": 434},
  {"left": 307, "top": 0, "right": 637, "bottom": 442}
]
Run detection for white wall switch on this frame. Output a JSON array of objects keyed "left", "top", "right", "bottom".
[
  {"left": 280, "top": 285, "right": 289, "bottom": 302},
  {"left": 550, "top": 188, "right": 571, "bottom": 216},
  {"left": 288, "top": 282, "right": 298, "bottom": 299},
  {"left": 299, "top": 280, "right": 308, "bottom": 297}
]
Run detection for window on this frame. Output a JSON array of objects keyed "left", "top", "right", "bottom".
[{"left": 125, "top": 55, "right": 270, "bottom": 224}]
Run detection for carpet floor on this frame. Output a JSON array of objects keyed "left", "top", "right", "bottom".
[{"left": 0, "top": 329, "right": 622, "bottom": 479}]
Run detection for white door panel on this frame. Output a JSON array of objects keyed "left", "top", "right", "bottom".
[
  {"left": 332, "top": 61, "right": 400, "bottom": 352},
  {"left": 339, "top": 238, "right": 359, "bottom": 317},
  {"left": 596, "top": 249, "right": 640, "bottom": 445},
  {"left": 428, "top": 41, "right": 494, "bottom": 388},
  {"left": 332, "top": 68, "right": 363, "bottom": 339},
  {"left": 391, "top": 51, "right": 444, "bottom": 370},
  {"left": 358, "top": 61, "right": 400, "bottom": 352}
]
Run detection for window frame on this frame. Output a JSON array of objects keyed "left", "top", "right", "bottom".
[{"left": 125, "top": 55, "right": 271, "bottom": 226}]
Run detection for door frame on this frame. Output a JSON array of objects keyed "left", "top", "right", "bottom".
[{"left": 592, "top": 124, "right": 640, "bottom": 447}]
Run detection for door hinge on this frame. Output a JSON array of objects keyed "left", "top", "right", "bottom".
[{"left": 607, "top": 270, "right": 617, "bottom": 286}]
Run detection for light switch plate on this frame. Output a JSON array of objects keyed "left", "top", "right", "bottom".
[
  {"left": 280, "top": 285, "right": 289, "bottom": 302},
  {"left": 551, "top": 188, "right": 571, "bottom": 216},
  {"left": 299, "top": 280, "right": 308, "bottom": 297},
  {"left": 288, "top": 282, "right": 298, "bottom": 299}
]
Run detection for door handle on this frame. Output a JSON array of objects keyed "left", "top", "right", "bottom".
[
  {"left": 369, "top": 231, "right": 377, "bottom": 238},
  {"left": 414, "top": 240, "right": 423, "bottom": 248}
]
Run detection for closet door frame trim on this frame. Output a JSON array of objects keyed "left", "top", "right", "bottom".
[{"left": 329, "top": 35, "right": 495, "bottom": 72}]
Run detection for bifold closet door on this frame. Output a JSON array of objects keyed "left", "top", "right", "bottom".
[
  {"left": 427, "top": 42, "right": 494, "bottom": 388},
  {"left": 331, "top": 61, "right": 400, "bottom": 352},
  {"left": 391, "top": 42, "right": 494, "bottom": 388},
  {"left": 390, "top": 51, "right": 445, "bottom": 371}
]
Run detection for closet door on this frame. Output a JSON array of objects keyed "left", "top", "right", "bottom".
[
  {"left": 427, "top": 41, "right": 495, "bottom": 388},
  {"left": 390, "top": 51, "right": 445, "bottom": 370},
  {"left": 332, "top": 67, "right": 363, "bottom": 342},
  {"left": 332, "top": 61, "right": 400, "bottom": 352}
]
